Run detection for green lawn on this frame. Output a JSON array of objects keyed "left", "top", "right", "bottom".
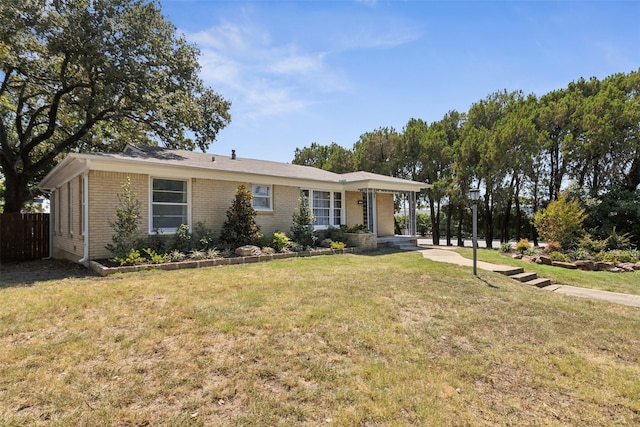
[
  {"left": 1, "top": 251, "right": 639, "bottom": 426},
  {"left": 452, "top": 247, "right": 640, "bottom": 295}
]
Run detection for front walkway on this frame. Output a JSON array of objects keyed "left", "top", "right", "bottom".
[{"left": 379, "top": 236, "right": 640, "bottom": 308}]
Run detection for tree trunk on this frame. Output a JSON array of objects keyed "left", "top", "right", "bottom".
[
  {"left": 484, "top": 195, "right": 494, "bottom": 249},
  {"left": 445, "top": 202, "right": 453, "bottom": 246},
  {"left": 429, "top": 198, "right": 440, "bottom": 246},
  {"left": 626, "top": 156, "right": 640, "bottom": 191},
  {"left": 457, "top": 204, "right": 464, "bottom": 246},
  {"left": 2, "top": 168, "right": 33, "bottom": 213}
]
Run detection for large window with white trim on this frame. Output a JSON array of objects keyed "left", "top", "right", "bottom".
[
  {"left": 151, "top": 178, "right": 188, "bottom": 233},
  {"left": 301, "top": 189, "right": 343, "bottom": 229},
  {"left": 252, "top": 184, "right": 272, "bottom": 211}
]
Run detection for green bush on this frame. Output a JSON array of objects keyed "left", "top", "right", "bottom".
[
  {"left": 193, "top": 221, "right": 215, "bottom": 250},
  {"left": 172, "top": 224, "right": 192, "bottom": 253},
  {"left": 143, "top": 248, "right": 170, "bottom": 264},
  {"left": 548, "top": 251, "right": 570, "bottom": 263},
  {"left": 220, "top": 185, "right": 262, "bottom": 248},
  {"left": 189, "top": 249, "right": 207, "bottom": 260},
  {"left": 112, "top": 248, "right": 146, "bottom": 266},
  {"left": 532, "top": 194, "right": 586, "bottom": 248},
  {"left": 291, "top": 195, "right": 316, "bottom": 247},
  {"left": 515, "top": 238, "right": 531, "bottom": 254},
  {"left": 271, "top": 231, "right": 291, "bottom": 252},
  {"left": 578, "top": 234, "right": 607, "bottom": 253},
  {"left": 594, "top": 250, "right": 639, "bottom": 264},
  {"left": 500, "top": 242, "right": 512, "bottom": 253},
  {"left": 570, "top": 248, "right": 591, "bottom": 261},
  {"left": 544, "top": 240, "right": 562, "bottom": 254},
  {"left": 330, "top": 241, "right": 346, "bottom": 250},
  {"left": 169, "top": 250, "right": 186, "bottom": 262},
  {"left": 106, "top": 177, "right": 142, "bottom": 258}
]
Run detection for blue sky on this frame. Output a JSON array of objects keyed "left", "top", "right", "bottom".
[{"left": 160, "top": 0, "right": 640, "bottom": 163}]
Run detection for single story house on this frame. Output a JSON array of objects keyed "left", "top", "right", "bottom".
[{"left": 38, "top": 144, "right": 429, "bottom": 263}]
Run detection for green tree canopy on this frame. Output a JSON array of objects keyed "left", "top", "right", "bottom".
[{"left": 0, "top": 0, "right": 231, "bottom": 212}]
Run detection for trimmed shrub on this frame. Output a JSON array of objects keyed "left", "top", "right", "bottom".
[
  {"left": 220, "top": 185, "right": 262, "bottom": 247},
  {"left": 515, "top": 238, "right": 532, "bottom": 254},
  {"left": 271, "top": 231, "right": 291, "bottom": 252}
]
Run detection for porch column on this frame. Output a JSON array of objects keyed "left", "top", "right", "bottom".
[{"left": 408, "top": 191, "right": 417, "bottom": 236}]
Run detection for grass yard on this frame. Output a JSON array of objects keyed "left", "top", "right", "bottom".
[
  {"left": 1, "top": 250, "right": 639, "bottom": 426},
  {"left": 452, "top": 247, "right": 640, "bottom": 296}
]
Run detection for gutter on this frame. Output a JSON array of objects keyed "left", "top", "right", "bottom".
[{"left": 78, "top": 159, "right": 90, "bottom": 265}]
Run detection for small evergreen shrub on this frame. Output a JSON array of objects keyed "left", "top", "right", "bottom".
[
  {"left": 113, "top": 248, "right": 146, "bottom": 266},
  {"left": 106, "top": 177, "right": 142, "bottom": 259},
  {"left": 144, "top": 248, "right": 170, "bottom": 264},
  {"left": 193, "top": 221, "right": 215, "bottom": 250},
  {"left": 500, "top": 242, "right": 512, "bottom": 253},
  {"left": 220, "top": 185, "right": 262, "bottom": 247},
  {"left": 291, "top": 195, "right": 316, "bottom": 247},
  {"left": 578, "top": 234, "right": 607, "bottom": 253},
  {"left": 515, "top": 238, "right": 531, "bottom": 254},
  {"left": 271, "top": 231, "right": 291, "bottom": 252},
  {"left": 571, "top": 248, "right": 591, "bottom": 261},
  {"left": 172, "top": 224, "right": 192, "bottom": 253},
  {"left": 544, "top": 240, "right": 562, "bottom": 254},
  {"left": 594, "top": 250, "right": 639, "bottom": 264},
  {"left": 548, "top": 251, "right": 570, "bottom": 263}
]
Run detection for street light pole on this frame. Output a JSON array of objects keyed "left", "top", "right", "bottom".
[{"left": 468, "top": 188, "right": 480, "bottom": 276}]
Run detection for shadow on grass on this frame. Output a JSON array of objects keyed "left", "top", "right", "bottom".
[{"left": 0, "top": 259, "right": 97, "bottom": 289}]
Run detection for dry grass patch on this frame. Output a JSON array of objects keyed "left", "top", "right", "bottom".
[{"left": 1, "top": 251, "right": 639, "bottom": 425}]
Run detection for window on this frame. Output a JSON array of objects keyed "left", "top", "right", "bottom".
[
  {"left": 300, "top": 189, "right": 343, "bottom": 229},
  {"left": 313, "top": 191, "right": 331, "bottom": 226},
  {"left": 333, "top": 192, "right": 342, "bottom": 226},
  {"left": 252, "top": 185, "right": 272, "bottom": 211},
  {"left": 151, "top": 178, "right": 188, "bottom": 233},
  {"left": 68, "top": 182, "right": 73, "bottom": 235}
]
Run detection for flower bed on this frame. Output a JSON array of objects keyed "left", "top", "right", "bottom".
[{"left": 89, "top": 247, "right": 362, "bottom": 276}]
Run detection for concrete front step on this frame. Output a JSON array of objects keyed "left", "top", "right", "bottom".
[
  {"left": 525, "top": 277, "right": 553, "bottom": 288},
  {"left": 510, "top": 271, "right": 538, "bottom": 282}
]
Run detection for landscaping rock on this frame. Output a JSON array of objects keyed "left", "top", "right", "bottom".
[
  {"left": 538, "top": 255, "right": 552, "bottom": 265},
  {"left": 595, "top": 262, "right": 614, "bottom": 271},
  {"left": 511, "top": 253, "right": 523, "bottom": 259},
  {"left": 619, "top": 263, "right": 636, "bottom": 272},
  {"left": 634, "top": 262, "right": 640, "bottom": 271},
  {"left": 320, "top": 238, "right": 333, "bottom": 248},
  {"left": 551, "top": 261, "right": 577, "bottom": 269},
  {"left": 235, "top": 245, "right": 261, "bottom": 257},
  {"left": 574, "top": 260, "right": 595, "bottom": 271}
]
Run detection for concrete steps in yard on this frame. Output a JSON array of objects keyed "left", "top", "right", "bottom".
[{"left": 498, "top": 269, "right": 552, "bottom": 288}]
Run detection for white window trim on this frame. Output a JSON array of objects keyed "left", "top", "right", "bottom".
[
  {"left": 300, "top": 189, "right": 344, "bottom": 230},
  {"left": 68, "top": 181, "right": 73, "bottom": 235},
  {"left": 252, "top": 184, "right": 273, "bottom": 212},
  {"left": 149, "top": 177, "right": 191, "bottom": 234}
]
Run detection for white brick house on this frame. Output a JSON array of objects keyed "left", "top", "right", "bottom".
[{"left": 38, "top": 145, "right": 428, "bottom": 263}]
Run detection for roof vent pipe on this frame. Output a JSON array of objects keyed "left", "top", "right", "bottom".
[{"left": 231, "top": 149, "right": 236, "bottom": 160}]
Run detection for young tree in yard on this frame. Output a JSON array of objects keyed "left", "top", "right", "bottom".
[
  {"left": 0, "top": 0, "right": 231, "bottom": 212},
  {"left": 291, "top": 195, "right": 316, "bottom": 247},
  {"left": 220, "top": 185, "right": 261, "bottom": 248},
  {"left": 532, "top": 194, "right": 586, "bottom": 248},
  {"left": 106, "top": 177, "right": 141, "bottom": 258}
]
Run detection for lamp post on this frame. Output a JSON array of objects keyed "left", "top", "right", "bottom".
[{"left": 468, "top": 188, "right": 480, "bottom": 276}]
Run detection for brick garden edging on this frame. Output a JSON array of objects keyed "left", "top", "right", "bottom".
[{"left": 89, "top": 247, "right": 363, "bottom": 277}]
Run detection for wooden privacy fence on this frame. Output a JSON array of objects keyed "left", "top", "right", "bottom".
[{"left": 0, "top": 213, "right": 50, "bottom": 261}]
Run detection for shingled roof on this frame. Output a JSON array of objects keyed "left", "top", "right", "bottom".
[{"left": 40, "top": 144, "right": 429, "bottom": 193}]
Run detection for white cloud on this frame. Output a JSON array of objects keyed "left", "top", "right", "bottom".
[{"left": 183, "top": 22, "right": 346, "bottom": 119}]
